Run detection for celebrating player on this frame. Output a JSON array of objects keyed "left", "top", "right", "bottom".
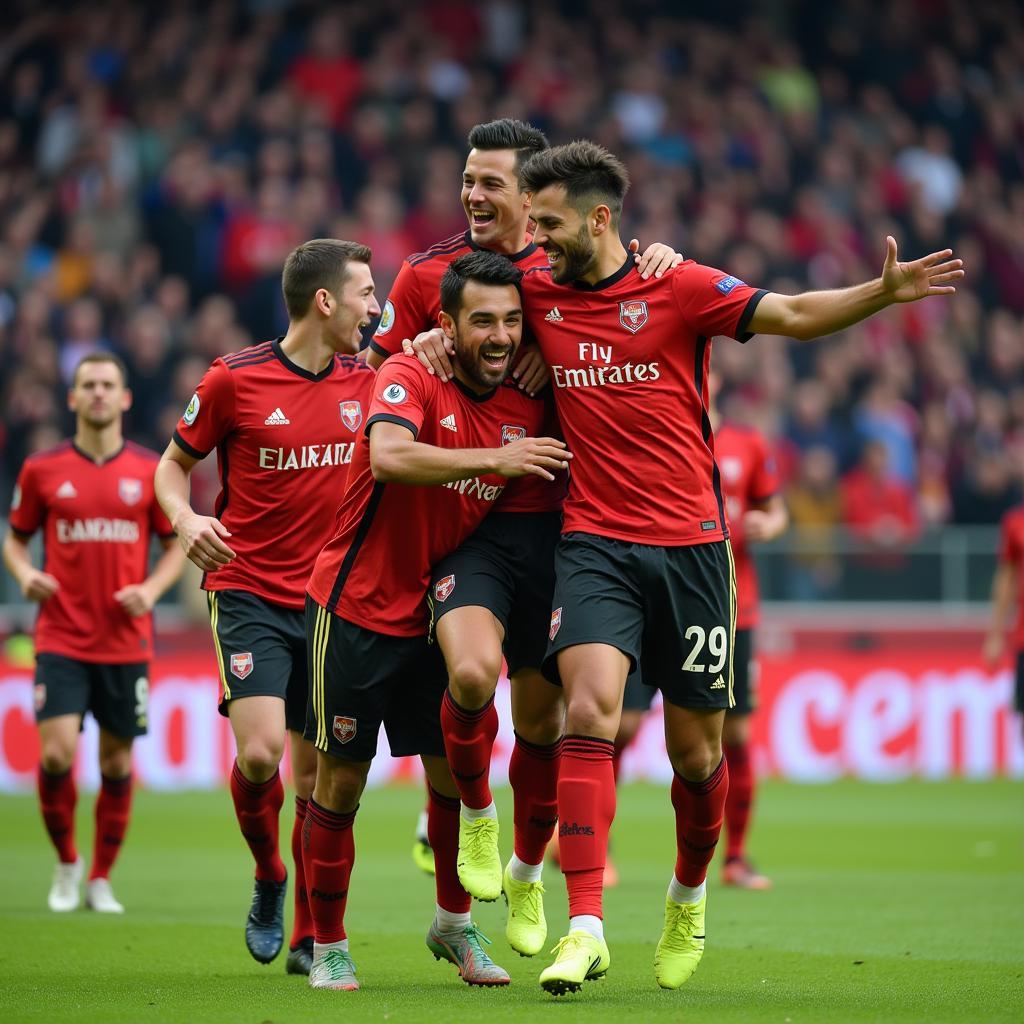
[
  {"left": 512, "top": 140, "right": 962, "bottom": 994},
  {"left": 154, "top": 240, "right": 377, "bottom": 974},
  {"left": 3, "top": 353, "right": 185, "bottom": 914},
  {"left": 301, "top": 251, "right": 571, "bottom": 992}
]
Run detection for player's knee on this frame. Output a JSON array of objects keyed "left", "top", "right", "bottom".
[
  {"left": 236, "top": 738, "right": 284, "bottom": 781},
  {"left": 40, "top": 743, "right": 74, "bottom": 775},
  {"left": 670, "top": 743, "right": 721, "bottom": 783},
  {"left": 514, "top": 703, "right": 564, "bottom": 746},
  {"left": 98, "top": 748, "right": 132, "bottom": 779},
  {"left": 447, "top": 657, "right": 499, "bottom": 709},
  {"left": 293, "top": 766, "right": 317, "bottom": 801},
  {"left": 315, "top": 762, "right": 366, "bottom": 813},
  {"left": 564, "top": 692, "right": 619, "bottom": 738}
]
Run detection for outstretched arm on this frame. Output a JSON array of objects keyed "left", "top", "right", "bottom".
[{"left": 749, "top": 237, "right": 964, "bottom": 341}]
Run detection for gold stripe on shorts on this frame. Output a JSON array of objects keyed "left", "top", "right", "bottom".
[
  {"left": 313, "top": 604, "right": 332, "bottom": 751},
  {"left": 208, "top": 592, "right": 230, "bottom": 701},
  {"left": 724, "top": 540, "right": 737, "bottom": 710}
]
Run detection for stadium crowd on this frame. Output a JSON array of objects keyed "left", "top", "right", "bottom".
[{"left": 1, "top": 0, "right": 1022, "bottom": 570}]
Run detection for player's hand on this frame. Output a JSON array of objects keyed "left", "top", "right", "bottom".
[
  {"left": 20, "top": 568, "right": 59, "bottom": 602},
  {"left": 493, "top": 437, "right": 571, "bottom": 481},
  {"left": 743, "top": 509, "right": 775, "bottom": 542},
  {"left": 629, "top": 238, "right": 684, "bottom": 280},
  {"left": 174, "top": 511, "right": 236, "bottom": 571},
  {"left": 881, "top": 236, "right": 964, "bottom": 303},
  {"left": 982, "top": 631, "right": 1006, "bottom": 670},
  {"left": 113, "top": 583, "right": 154, "bottom": 618},
  {"left": 512, "top": 343, "right": 550, "bottom": 394},
  {"left": 402, "top": 328, "right": 455, "bottom": 382}
]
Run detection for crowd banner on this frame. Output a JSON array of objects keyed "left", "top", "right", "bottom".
[{"left": 0, "top": 650, "right": 1020, "bottom": 791}]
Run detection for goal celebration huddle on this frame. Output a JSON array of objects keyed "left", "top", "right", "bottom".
[{"left": 5, "top": 120, "right": 963, "bottom": 997}]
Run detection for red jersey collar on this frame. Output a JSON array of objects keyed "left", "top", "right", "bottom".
[
  {"left": 71, "top": 441, "right": 125, "bottom": 466},
  {"left": 271, "top": 337, "right": 337, "bottom": 382},
  {"left": 464, "top": 229, "right": 539, "bottom": 264},
  {"left": 570, "top": 255, "right": 635, "bottom": 292}
]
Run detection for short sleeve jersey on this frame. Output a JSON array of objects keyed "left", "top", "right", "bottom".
[
  {"left": 522, "top": 258, "right": 768, "bottom": 546},
  {"left": 8, "top": 441, "right": 174, "bottom": 663},
  {"left": 307, "top": 357, "right": 550, "bottom": 636},
  {"left": 371, "top": 229, "right": 560, "bottom": 514},
  {"left": 998, "top": 506, "right": 1024, "bottom": 650},
  {"left": 172, "top": 338, "right": 376, "bottom": 610},
  {"left": 716, "top": 423, "right": 780, "bottom": 629}
]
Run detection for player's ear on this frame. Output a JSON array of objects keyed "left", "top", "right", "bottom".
[
  {"left": 592, "top": 204, "right": 611, "bottom": 236},
  {"left": 438, "top": 311, "right": 456, "bottom": 339},
  {"left": 314, "top": 288, "right": 332, "bottom": 317},
  {"left": 120, "top": 387, "right": 133, "bottom": 413},
  {"left": 66, "top": 387, "right": 76, "bottom": 414}
]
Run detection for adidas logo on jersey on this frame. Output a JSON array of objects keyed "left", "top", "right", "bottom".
[
  {"left": 264, "top": 407, "right": 290, "bottom": 425},
  {"left": 544, "top": 307, "right": 564, "bottom": 322},
  {"left": 440, "top": 413, "right": 457, "bottom": 432},
  {"left": 711, "top": 675, "right": 726, "bottom": 690},
  {"left": 57, "top": 481, "right": 77, "bottom": 499}
]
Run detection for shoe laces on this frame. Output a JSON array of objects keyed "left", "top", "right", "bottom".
[
  {"left": 252, "top": 878, "right": 282, "bottom": 923},
  {"left": 461, "top": 924, "right": 497, "bottom": 965},
  {"left": 549, "top": 932, "right": 587, "bottom": 961},
  {"left": 512, "top": 879, "right": 545, "bottom": 924},
  {"left": 463, "top": 818, "right": 498, "bottom": 860},
  {"left": 321, "top": 948, "right": 356, "bottom": 977},
  {"left": 663, "top": 902, "right": 702, "bottom": 950}
]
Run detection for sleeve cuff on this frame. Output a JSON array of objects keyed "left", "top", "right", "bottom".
[
  {"left": 736, "top": 289, "right": 769, "bottom": 342},
  {"left": 369, "top": 339, "right": 393, "bottom": 359},
  {"left": 171, "top": 430, "right": 208, "bottom": 460},
  {"left": 366, "top": 412, "right": 419, "bottom": 439}
]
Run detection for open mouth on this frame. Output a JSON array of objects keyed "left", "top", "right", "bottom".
[
  {"left": 470, "top": 209, "right": 496, "bottom": 228},
  {"left": 546, "top": 248, "right": 561, "bottom": 266},
  {"left": 481, "top": 347, "right": 510, "bottom": 370}
]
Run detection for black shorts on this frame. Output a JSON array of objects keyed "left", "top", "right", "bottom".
[
  {"left": 34, "top": 653, "right": 149, "bottom": 738},
  {"left": 621, "top": 667, "right": 657, "bottom": 712},
  {"left": 431, "top": 511, "right": 560, "bottom": 677},
  {"left": 208, "top": 589, "right": 308, "bottom": 733},
  {"left": 1015, "top": 651, "right": 1024, "bottom": 713},
  {"left": 304, "top": 597, "right": 448, "bottom": 762},
  {"left": 544, "top": 532, "right": 736, "bottom": 711},
  {"left": 730, "top": 628, "right": 755, "bottom": 715}
]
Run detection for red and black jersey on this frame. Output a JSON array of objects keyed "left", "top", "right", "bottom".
[
  {"left": 523, "top": 257, "right": 768, "bottom": 546},
  {"left": 307, "top": 357, "right": 550, "bottom": 637},
  {"left": 998, "top": 506, "right": 1024, "bottom": 650},
  {"left": 371, "top": 229, "right": 560, "bottom": 515},
  {"left": 716, "top": 423, "right": 780, "bottom": 629},
  {"left": 172, "top": 338, "right": 376, "bottom": 610},
  {"left": 8, "top": 441, "right": 174, "bottom": 663}
]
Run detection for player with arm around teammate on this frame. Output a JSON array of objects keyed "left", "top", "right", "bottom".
[
  {"left": 154, "top": 239, "right": 378, "bottom": 974},
  {"left": 514, "top": 139, "right": 963, "bottom": 994},
  {"left": 3, "top": 353, "right": 185, "bottom": 914}
]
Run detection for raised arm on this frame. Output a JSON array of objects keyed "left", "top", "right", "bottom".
[
  {"left": 748, "top": 237, "right": 964, "bottom": 341},
  {"left": 369, "top": 420, "right": 571, "bottom": 485}
]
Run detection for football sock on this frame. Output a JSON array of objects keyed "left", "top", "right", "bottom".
[
  {"left": 314, "top": 938, "right": 349, "bottom": 954},
  {"left": 290, "top": 796, "right": 314, "bottom": 948},
  {"left": 569, "top": 914, "right": 604, "bottom": 940},
  {"left": 434, "top": 904, "right": 472, "bottom": 932},
  {"left": 302, "top": 799, "right": 356, "bottom": 944},
  {"left": 440, "top": 689, "right": 498, "bottom": 810},
  {"left": 37, "top": 766, "right": 77, "bottom": 864},
  {"left": 558, "top": 735, "right": 615, "bottom": 919},
  {"left": 461, "top": 801, "right": 497, "bottom": 822},
  {"left": 668, "top": 876, "right": 706, "bottom": 905},
  {"left": 671, "top": 756, "right": 729, "bottom": 887},
  {"left": 723, "top": 741, "right": 753, "bottom": 861},
  {"left": 509, "top": 732, "right": 560, "bottom": 865},
  {"left": 89, "top": 773, "right": 132, "bottom": 880},
  {"left": 230, "top": 761, "right": 286, "bottom": 883},
  {"left": 508, "top": 853, "right": 544, "bottom": 884},
  {"left": 427, "top": 784, "right": 471, "bottom": 914}
]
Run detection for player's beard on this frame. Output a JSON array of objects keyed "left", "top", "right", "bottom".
[
  {"left": 454, "top": 337, "right": 515, "bottom": 391},
  {"left": 548, "top": 225, "right": 597, "bottom": 285},
  {"left": 79, "top": 407, "right": 118, "bottom": 430}
]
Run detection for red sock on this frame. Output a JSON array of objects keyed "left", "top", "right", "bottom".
[
  {"left": 722, "top": 742, "right": 753, "bottom": 861},
  {"left": 428, "top": 784, "right": 471, "bottom": 913},
  {"left": 230, "top": 761, "right": 286, "bottom": 883},
  {"left": 301, "top": 799, "right": 356, "bottom": 944},
  {"left": 671, "top": 756, "right": 729, "bottom": 887},
  {"left": 37, "top": 766, "right": 77, "bottom": 864},
  {"left": 290, "top": 797, "right": 314, "bottom": 948},
  {"left": 509, "top": 733, "right": 560, "bottom": 864},
  {"left": 90, "top": 774, "right": 133, "bottom": 880},
  {"left": 440, "top": 689, "right": 498, "bottom": 810},
  {"left": 558, "top": 735, "right": 615, "bottom": 919}
]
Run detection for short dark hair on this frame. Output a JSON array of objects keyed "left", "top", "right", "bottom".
[
  {"left": 281, "top": 238, "right": 372, "bottom": 320},
  {"left": 72, "top": 351, "right": 128, "bottom": 386},
  {"left": 440, "top": 251, "right": 524, "bottom": 318},
  {"left": 519, "top": 140, "right": 630, "bottom": 223},
  {"left": 467, "top": 118, "right": 549, "bottom": 175}
]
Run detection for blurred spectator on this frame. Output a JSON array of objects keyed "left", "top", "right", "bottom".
[{"left": 785, "top": 446, "right": 843, "bottom": 601}]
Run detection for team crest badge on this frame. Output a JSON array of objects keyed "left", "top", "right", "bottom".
[
  {"left": 549, "top": 607, "right": 562, "bottom": 641},
  {"left": 118, "top": 478, "right": 143, "bottom": 506},
  {"left": 230, "top": 652, "right": 254, "bottom": 679},
  {"left": 34, "top": 684, "right": 47, "bottom": 712},
  {"left": 619, "top": 300, "right": 649, "bottom": 334},
  {"left": 501, "top": 424, "right": 527, "bottom": 446},
  {"left": 333, "top": 716, "right": 357, "bottom": 744},
  {"left": 340, "top": 400, "right": 363, "bottom": 432},
  {"left": 434, "top": 574, "right": 455, "bottom": 602}
]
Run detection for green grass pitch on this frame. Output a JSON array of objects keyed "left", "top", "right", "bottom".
[{"left": 1, "top": 780, "right": 1022, "bottom": 1023}]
